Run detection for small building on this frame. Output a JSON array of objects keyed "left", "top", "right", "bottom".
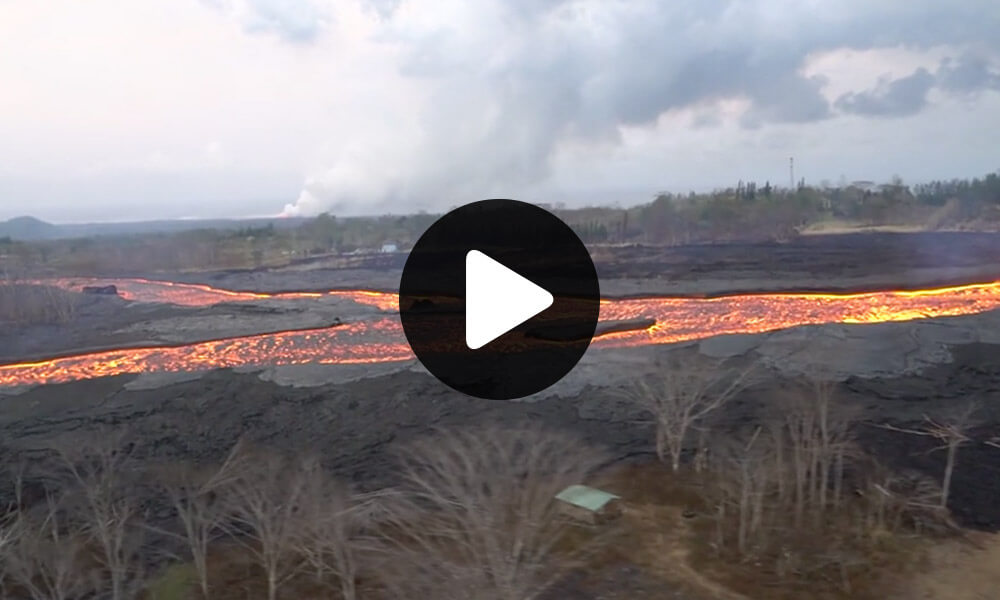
[
  {"left": 380, "top": 243, "right": 398, "bottom": 253},
  {"left": 554, "top": 484, "right": 622, "bottom": 525},
  {"left": 849, "top": 180, "right": 881, "bottom": 194}
]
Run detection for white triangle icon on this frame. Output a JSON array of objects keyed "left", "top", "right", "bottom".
[{"left": 465, "top": 250, "right": 554, "bottom": 350}]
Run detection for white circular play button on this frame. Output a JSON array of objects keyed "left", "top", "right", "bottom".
[
  {"left": 398, "top": 199, "right": 601, "bottom": 400},
  {"left": 465, "top": 250, "right": 555, "bottom": 350}
]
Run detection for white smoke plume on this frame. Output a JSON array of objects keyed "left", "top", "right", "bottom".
[{"left": 277, "top": 0, "right": 1000, "bottom": 217}]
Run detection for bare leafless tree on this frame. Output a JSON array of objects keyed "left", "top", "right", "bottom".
[
  {"left": 699, "top": 379, "right": 865, "bottom": 564},
  {"left": 876, "top": 401, "right": 979, "bottom": 509},
  {"left": 711, "top": 427, "right": 776, "bottom": 556},
  {"left": 5, "top": 494, "right": 100, "bottom": 600},
  {"left": 0, "top": 508, "right": 20, "bottom": 597},
  {"left": 811, "top": 380, "right": 837, "bottom": 512},
  {"left": 222, "top": 447, "right": 315, "bottom": 600},
  {"left": 154, "top": 438, "right": 251, "bottom": 599},
  {"left": 52, "top": 430, "right": 145, "bottom": 600},
  {"left": 621, "top": 352, "right": 758, "bottom": 471},
  {"left": 772, "top": 379, "right": 858, "bottom": 526},
  {"left": 0, "top": 462, "right": 26, "bottom": 598},
  {"left": 377, "top": 425, "right": 612, "bottom": 600},
  {"left": 293, "top": 474, "right": 371, "bottom": 600},
  {"left": 856, "top": 459, "right": 946, "bottom": 534}
]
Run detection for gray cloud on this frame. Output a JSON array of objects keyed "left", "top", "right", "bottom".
[
  {"left": 383, "top": 0, "right": 1000, "bottom": 129},
  {"left": 245, "top": 0, "right": 326, "bottom": 41},
  {"left": 834, "top": 51, "right": 1000, "bottom": 117},
  {"left": 268, "top": 0, "right": 1000, "bottom": 215},
  {"left": 202, "top": 0, "right": 328, "bottom": 42},
  {"left": 937, "top": 52, "right": 1000, "bottom": 94},
  {"left": 834, "top": 68, "right": 936, "bottom": 117},
  {"left": 362, "top": 0, "right": 402, "bottom": 21}
]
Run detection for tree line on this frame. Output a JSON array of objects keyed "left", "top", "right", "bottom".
[
  {"left": 3, "top": 171, "right": 999, "bottom": 276},
  {"left": 576, "top": 170, "right": 1000, "bottom": 245},
  {"left": 0, "top": 425, "right": 612, "bottom": 600}
]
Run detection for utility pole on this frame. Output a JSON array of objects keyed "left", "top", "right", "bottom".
[{"left": 789, "top": 157, "right": 795, "bottom": 190}]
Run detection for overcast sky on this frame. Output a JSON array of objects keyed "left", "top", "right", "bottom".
[{"left": 1, "top": 0, "right": 999, "bottom": 223}]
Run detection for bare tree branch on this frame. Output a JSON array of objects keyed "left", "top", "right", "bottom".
[
  {"left": 620, "top": 352, "right": 759, "bottom": 471},
  {"left": 377, "top": 425, "right": 613, "bottom": 600},
  {"left": 220, "top": 446, "right": 315, "bottom": 600},
  {"left": 153, "top": 438, "right": 251, "bottom": 599},
  {"left": 51, "top": 429, "right": 145, "bottom": 600},
  {"left": 293, "top": 474, "right": 370, "bottom": 600},
  {"left": 5, "top": 493, "right": 101, "bottom": 600},
  {"left": 872, "top": 401, "right": 979, "bottom": 509}
]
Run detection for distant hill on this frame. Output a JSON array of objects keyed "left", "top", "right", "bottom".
[
  {"left": 0, "top": 216, "right": 62, "bottom": 240},
  {"left": 0, "top": 216, "right": 310, "bottom": 241}
]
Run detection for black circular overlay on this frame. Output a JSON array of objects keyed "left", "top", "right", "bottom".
[{"left": 398, "top": 199, "right": 601, "bottom": 400}]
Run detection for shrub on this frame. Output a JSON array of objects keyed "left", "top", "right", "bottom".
[{"left": 0, "top": 281, "right": 78, "bottom": 326}]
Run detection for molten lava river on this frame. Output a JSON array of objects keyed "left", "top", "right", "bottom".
[{"left": 3, "top": 278, "right": 1000, "bottom": 388}]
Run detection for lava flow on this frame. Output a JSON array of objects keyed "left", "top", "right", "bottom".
[
  {"left": 38, "top": 277, "right": 400, "bottom": 311},
  {"left": 3, "top": 279, "right": 1000, "bottom": 388}
]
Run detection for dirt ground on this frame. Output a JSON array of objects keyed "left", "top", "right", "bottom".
[{"left": 894, "top": 531, "right": 1000, "bottom": 599}]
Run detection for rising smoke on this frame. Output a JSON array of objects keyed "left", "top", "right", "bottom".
[{"left": 278, "top": 0, "right": 1000, "bottom": 217}]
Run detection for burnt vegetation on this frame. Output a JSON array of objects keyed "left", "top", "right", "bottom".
[
  {"left": 0, "top": 359, "right": 994, "bottom": 600},
  {"left": 0, "top": 279, "right": 79, "bottom": 326},
  {"left": 613, "top": 356, "right": 986, "bottom": 599}
]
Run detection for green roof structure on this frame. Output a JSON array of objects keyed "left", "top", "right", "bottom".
[{"left": 555, "top": 484, "right": 620, "bottom": 512}]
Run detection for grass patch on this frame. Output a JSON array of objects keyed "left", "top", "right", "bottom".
[{"left": 144, "top": 563, "right": 196, "bottom": 600}]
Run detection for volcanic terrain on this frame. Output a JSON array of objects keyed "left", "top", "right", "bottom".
[{"left": 2, "top": 231, "right": 1000, "bottom": 598}]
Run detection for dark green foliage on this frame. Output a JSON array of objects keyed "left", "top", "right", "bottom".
[
  {"left": 913, "top": 173, "right": 1000, "bottom": 207},
  {"left": 572, "top": 221, "right": 609, "bottom": 243},
  {"left": 632, "top": 170, "right": 1000, "bottom": 242},
  {"left": 230, "top": 223, "right": 276, "bottom": 239}
]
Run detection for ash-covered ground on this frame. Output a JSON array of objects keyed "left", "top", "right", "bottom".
[
  {"left": 158, "top": 230, "right": 1000, "bottom": 296},
  {"left": 7, "top": 231, "right": 1000, "bottom": 362},
  {"left": 3, "top": 231, "right": 1000, "bottom": 531}
]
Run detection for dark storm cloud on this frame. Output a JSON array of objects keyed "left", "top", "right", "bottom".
[{"left": 834, "top": 68, "right": 936, "bottom": 117}]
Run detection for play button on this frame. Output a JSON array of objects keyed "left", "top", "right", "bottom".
[
  {"left": 465, "top": 250, "right": 554, "bottom": 350},
  {"left": 398, "top": 199, "right": 601, "bottom": 400}
]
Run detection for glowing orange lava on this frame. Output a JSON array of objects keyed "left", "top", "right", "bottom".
[{"left": 3, "top": 279, "right": 1000, "bottom": 388}]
